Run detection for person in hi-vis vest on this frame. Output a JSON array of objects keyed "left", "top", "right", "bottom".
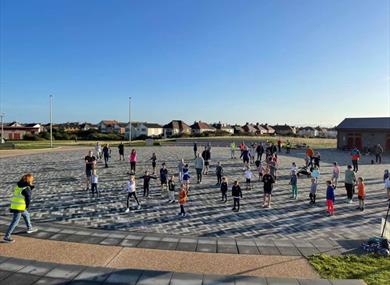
[{"left": 3, "top": 174, "right": 38, "bottom": 243}]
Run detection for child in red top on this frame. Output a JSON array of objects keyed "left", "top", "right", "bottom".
[{"left": 357, "top": 177, "right": 365, "bottom": 211}]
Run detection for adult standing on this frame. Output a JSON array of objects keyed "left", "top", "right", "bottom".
[
  {"left": 262, "top": 169, "right": 275, "bottom": 208},
  {"left": 102, "top": 144, "right": 111, "bottom": 168},
  {"left": 286, "top": 140, "right": 291, "bottom": 154},
  {"left": 118, "top": 142, "right": 125, "bottom": 161},
  {"left": 375, "top": 144, "right": 383, "bottom": 164},
  {"left": 85, "top": 150, "right": 96, "bottom": 190},
  {"left": 194, "top": 153, "right": 204, "bottom": 183},
  {"left": 230, "top": 142, "right": 236, "bottom": 159},
  {"left": 159, "top": 163, "right": 169, "bottom": 196},
  {"left": 256, "top": 142, "right": 264, "bottom": 161},
  {"left": 240, "top": 146, "right": 251, "bottom": 169},
  {"left": 201, "top": 147, "right": 211, "bottom": 175},
  {"left": 95, "top": 142, "right": 102, "bottom": 161},
  {"left": 129, "top": 149, "right": 137, "bottom": 174},
  {"left": 193, "top": 142, "right": 198, "bottom": 159},
  {"left": 344, "top": 165, "right": 357, "bottom": 203},
  {"left": 351, "top": 147, "right": 361, "bottom": 172},
  {"left": 3, "top": 174, "right": 38, "bottom": 243}
]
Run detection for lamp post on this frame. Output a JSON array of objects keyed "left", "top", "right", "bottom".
[
  {"left": 0, "top": 113, "right": 4, "bottom": 144},
  {"left": 128, "top": 97, "right": 132, "bottom": 146},
  {"left": 49, "top": 95, "right": 53, "bottom": 148}
]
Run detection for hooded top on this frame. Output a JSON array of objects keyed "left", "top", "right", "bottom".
[{"left": 11, "top": 180, "right": 33, "bottom": 212}]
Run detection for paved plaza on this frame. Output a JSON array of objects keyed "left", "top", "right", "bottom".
[{"left": 0, "top": 145, "right": 389, "bottom": 241}]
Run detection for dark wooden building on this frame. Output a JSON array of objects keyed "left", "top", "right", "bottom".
[{"left": 336, "top": 117, "right": 390, "bottom": 151}]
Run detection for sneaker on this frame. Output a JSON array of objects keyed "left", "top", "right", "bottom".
[
  {"left": 348, "top": 200, "right": 352, "bottom": 204},
  {"left": 137, "top": 205, "right": 142, "bottom": 210},
  {"left": 27, "top": 228, "right": 38, "bottom": 234},
  {"left": 167, "top": 200, "right": 171, "bottom": 203},
  {"left": 182, "top": 213, "right": 186, "bottom": 217},
  {"left": 171, "top": 200, "right": 176, "bottom": 203},
  {"left": 2, "top": 237, "right": 14, "bottom": 243},
  {"left": 125, "top": 208, "right": 130, "bottom": 213}
]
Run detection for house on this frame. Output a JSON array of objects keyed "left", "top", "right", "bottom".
[
  {"left": 253, "top": 123, "right": 268, "bottom": 135},
  {"left": 212, "top": 122, "right": 234, "bottom": 134},
  {"left": 272, "top": 124, "right": 297, "bottom": 135},
  {"left": 241, "top": 123, "right": 257, "bottom": 134},
  {"left": 336, "top": 117, "right": 390, "bottom": 151},
  {"left": 297, "top": 127, "right": 318, "bottom": 137},
  {"left": 2, "top": 122, "right": 43, "bottom": 140},
  {"left": 80, "top": 122, "right": 98, "bottom": 131},
  {"left": 191, "top": 121, "right": 216, "bottom": 135},
  {"left": 315, "top": 126, "right": 327, "bottom": 137},
  {"left": 129, "top": 122, "right": 163, "bottom": 138},
  {"left": 260, "top": 124, "right": 275, "bottom": 135},
  {"left": 325, "top": 127, "right": 337, "bottom": 139},
  {"left": 59, "top": 122, "right": 80, "bottom": 133},
  {"left": 163, "top": 120, "right": 191, "bottom": 137},
  {"left": 233, "top": 125, "right": 245, "bottom": 135},
  {"left": 98, "top": 120, "right": 125, "bottom": 134}
]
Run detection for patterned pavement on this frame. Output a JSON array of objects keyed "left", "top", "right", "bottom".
[{"left": 0, "top": 146, "right": 389, "bottom": 241}]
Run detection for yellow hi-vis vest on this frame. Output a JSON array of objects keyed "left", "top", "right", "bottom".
[{"left": 10, "top": 186, "right": 27, "bottom": 211}]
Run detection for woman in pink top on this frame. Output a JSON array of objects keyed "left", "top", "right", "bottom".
[
  {"left": 129, "top": 149, "right": 137, "bottom": 174},
  {"left": 331, "top": 162, "right": 340, "bottom": 188}
]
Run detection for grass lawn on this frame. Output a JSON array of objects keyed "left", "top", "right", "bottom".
[{"left": 309, "top": 254, "right": 390, "bottom": 285}]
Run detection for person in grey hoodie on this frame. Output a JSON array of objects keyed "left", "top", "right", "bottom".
[
  {"left": 194, "top": 154, "right": 204, "bottom": 184},
  {"left": 344, "top": 165, "right": 356, "bottom": 203}
]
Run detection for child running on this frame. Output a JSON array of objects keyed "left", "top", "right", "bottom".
[
  {"left": 357, "top": 177, "right": 366, "bottom": 211},
  {"left": 150, "top": 153, "right": 157, "bottom": 175},
  {"left": 290, "top": 170, "right": 298, "bottom": 199},
  {"left": 244, "top": 166, "right": 253, "bottom": 190},
  {"left": 220, "top": 177, "right": 228, "bottom": 202},
  {"left": 124, "top": 175, "right": 141, "bottom": 213},
  {"left": 309, "top": 178, "right": 318, "bottom": 205},
  {"left": 326, "top": 181, "right": 335, "bottom": 216},
  {"left": 232, "top": 181, "right": 242, "bottom": 212},
  {"left": 178, "top": 184, "right": 188, "bottom": 217},
  {"left": 168, "top": 176, "right": 176, "bottom": 203},
  {"left": 216, "top": 162, "right": 223, "bottom": 185},
  {"left": 91, "top": 169, "right": 99, "bottom": 198},
  {"left": 182, "top": 165, "right": 190, "bottom": 187}
]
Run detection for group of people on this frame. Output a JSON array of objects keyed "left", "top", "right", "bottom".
[{"left": 3, "top": 140, "right": 390, "bottom": 243}]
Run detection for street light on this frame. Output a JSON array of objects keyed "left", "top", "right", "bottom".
[
  {"left": 128, "top": 97, "right": 132, "bottom": 146},
  {"left": 49, "top": 95, "right": 53, "bottom": 148},
  {"left": 0, "top": 113, "right": 4, "bottom": 144}
]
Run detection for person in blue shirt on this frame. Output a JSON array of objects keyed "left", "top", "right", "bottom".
[{"left": 326, "top": 181, "right": 335, "bottom": 216}]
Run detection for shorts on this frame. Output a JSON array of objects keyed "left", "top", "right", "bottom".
[
  {"left": 246, "top": 178, "right": 251, "bottom": 183},
  {"left": 243, "top": 158, "right": 249, "bottom": 163},
  {"left": 85, "top": 168, "right": 92, "bottom": 177},
  {"left": 204, "top": 160, "right": 209, "bottom": 166},
  {"left": 161, "top": 180, "right": 167, "bottom": 186},
  {"left": 358, "top": 195, "right": 365, "bottom": 200},
  {"left": 119, "top": 151, "right": 124, "bottom": 155},
  {"left": 152, "top": 162, "right": 156, "bottom": 168},
  {"left": 264, "top": 188, "right": 272, "bottom": 195}
]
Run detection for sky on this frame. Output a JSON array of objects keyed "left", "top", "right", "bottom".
[{"left": 0, "top": 0, "right": 389, "bottom": 126}]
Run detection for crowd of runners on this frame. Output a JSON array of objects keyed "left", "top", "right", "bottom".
[{"left": 2, "top": 140, "right": 390, "bottom": 243}]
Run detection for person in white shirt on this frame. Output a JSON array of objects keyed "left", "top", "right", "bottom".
[
  {"left": 91, "top": 169, "right": 99, "bottom": 198},
  {"left": 290, "top": 162, "right": 298, "bottom": 175},
  {"left": 124, "top": 175, "right": 141, "bottom": 213},
  {"left": 244, "top": 167, "right": 253, "bottom": 190},
  {"left": 332, "top": 162, "right": 340, "bottom": 188},
  {"left": 95, "top": 142, "right": 102, "bottom": 160}
]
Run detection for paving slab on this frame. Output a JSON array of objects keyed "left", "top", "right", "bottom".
[
  {"left": 18, "top": 261, "right": 57, "bottom": 276},
  {"left": 0, "top": 257, "right": 32, "bottom": 271},
  {"left": 175, "top": 242, "right": 197, "bottom": 252},
  {"left": 331, "top": 280, "right": 367, "bottom": 285},
  {"left": 234, "top": 275, "right": 268, "bottom": 285},
  {"left": 137, "top": 240, "right": 161, "bottom": 249},
  {"left": 217, "top": 245, "right": 238, "bottom": 254},
  {"left": 297, "top": 247, "right": 320, "bottom": 257},
  {"left": 137, "top": 270, "right": 173, "bottom": 285},
  {"left": 34, "top": 277, "right": 74, "bottom": 284},
  {"left": 0, "top": 272, "right": 40, "bottom": 285},
  {"left": 267, "top": 277, "right": 300, "bottom": 285},
  {"left": 156, "top": 241, "right": 178, "bottom": 250},
  {"left": 277, "top": 246, "right": 302, "bottom": 256},
  {"left": 100, "top": 238, "right": 123, "bottom": 246},
  {"left": 104, "top": 269, "right": 143, "bottom": 285},
  {"left": 74, "top": 267, "right": 113, "bottom": 282},
  {"left": 237, "top": 245, "right": 260, "bottom": 255},
  {"left": 257, "top": 246, "right": 281, "bottom": 255},
  {"left": 203, "top": 274, "right": 235, "bottom": 285},
  {"left": 120, "top": 239, "right": 141, "bottom": 247},
  {"left": 0, "top": 270, "right": 12, "bottom": 281},
  {"left": 298, "top": 279, "right": 332, "bottom": 285},
  {"left": 170, "top": 272, "right": 203, "bottom": 285},
  {"left": 196, "top": 243, "right": 217, "bottom": 253},
  {"left": 45, "top": 264, "right": 85, "bottom": 279}
]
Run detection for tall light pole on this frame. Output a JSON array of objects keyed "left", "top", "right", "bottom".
[
  {"left": 128, "top": 97, "right": 132, "bottom": 145},
  {"left": 0, "top": 113, "right": 4, "bottom": 144},
  {"left": 49, "top": 95, "right": 53, "bottom": 148}
]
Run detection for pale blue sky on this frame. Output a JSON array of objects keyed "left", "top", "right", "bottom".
[{"left": 1, "top": 0, "right": 389, "bottom": 126}]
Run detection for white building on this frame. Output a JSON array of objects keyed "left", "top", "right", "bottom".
[{"left": 297, "top": 127, "right": 318, "bottom": 137}]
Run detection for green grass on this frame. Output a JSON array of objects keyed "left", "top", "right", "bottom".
[{"left": 309, "top": 254, "right": 390, "bottom": 285}]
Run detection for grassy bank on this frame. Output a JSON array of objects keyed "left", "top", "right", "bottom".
[{"left": 309, "top": 254, "right": 390, "bottom": 285}]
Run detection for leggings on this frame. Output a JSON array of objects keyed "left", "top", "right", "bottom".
[
  {"left": 345, "top": 183, "right": 354, "bottom": 200},
  {"left": 291, "top": 185, "right": 298, "bottom": 197},
  {"left": 309, "top": 193, "right": 316, "bottom": 203},
  {"left": 130, "top": 162, "right": 136, "bottom": 173},
  {"left": 180, "top": 205, "right": 185, "bottom": 215},
  {"left": 233, "top": 198, "right": 240, "bottom": 211},
  {"left": 217, "top": 174, "right": 222, "bottom": 184},
  {"left": 221, "top": 191, "right": 227, "bottom": 201},
  {"left": 127, "top": 192, "right": 140, "bottom": 208},
  {"left": 352, "top": 160, "right": 358, "bottom": 172},
  {"left": 143, "top": 184, "right": 150, "bottom": 197},
  {"left": 327, "top": 199, "right": 334, "bottom": 215}
]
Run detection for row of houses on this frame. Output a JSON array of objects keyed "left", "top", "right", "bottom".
[{"left": 1, "top": 120, "right": 338, "bottom": 140}]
